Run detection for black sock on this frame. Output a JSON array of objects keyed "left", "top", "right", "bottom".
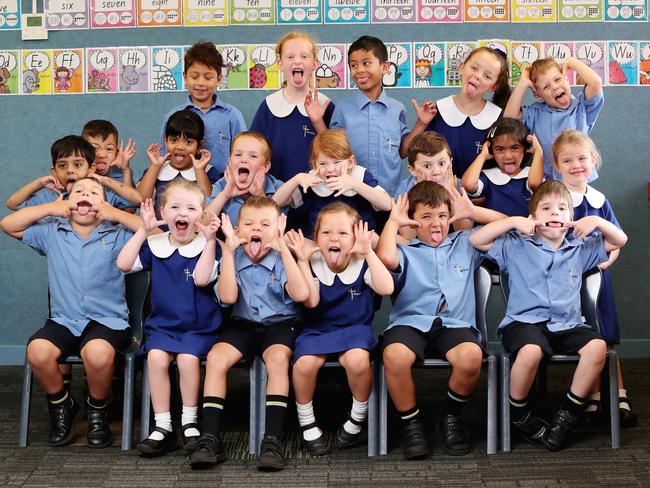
[
  {"left": 265, "top": 395, "right": 288, "bottom": 439},
  {"left": 87, "top": 395, "right": 108, "bottom": 410},
  {"left": 47, "top": 388, "right": 71, "bottom": 409},
  {"left": 399, "top": 406, "right": 420, "bottom": 425},
  {"left": 562, "top": 390, "right": 586, "bottom": 416},
  {"left": 443, "top": 388, "right": 470, "bottom": 416},
  {"left": 202, "top": 396, "right": 225, "bottom": 437},
  {"left": 509, "top": 395, "right": 530, "bottom": 421},
  {"left": 62, "top": 373, "right": 72, "bottom": 391}
]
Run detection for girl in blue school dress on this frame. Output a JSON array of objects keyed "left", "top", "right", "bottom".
[
  {"left": 250, "top": 31, "right": 335, "bottom": 184},
  {"left": 285, "top": 203, "right": 394, "bottom": 455},
  {"left": 552, "top": 129, "right": 636, "bottom": 428},
  {"left": 425, "top": 47, "right": 511, "bottom": 177},
  {"left": 461, "top": 118, "right": 544, "bottom": 217},
  {"left": 117, "top": 179, "right": 222, "bottom": 457}
]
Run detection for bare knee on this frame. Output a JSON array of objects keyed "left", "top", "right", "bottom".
[
  {"left": 383, "top": 344, "right": 415, "bottom": 375},
  {"left": 80, "top": 340, "right": 116, "bottom": 371},
  {"left": 206, "top": 346, "right": 235, "bottom": 375},
  {"left": 147, "top": 349, "right": 173, "bottom": 373},
  {"left": 515, "top": 344, "right": 544, "bottom": 370},
  {"left": 340, "top": 349, "right": 371, "bottom": 376},
  {"left": 176, "top": 354, "right": 200, "bottom": 374},
  {"left": 27, "top": 339, "right": 61, "bottom": 369},
  {"left": 448, "top": 343, "right": 483, "bottom": 376},
  {"left": 263, "top": 347, "right": 291, "bottom": 373},
  {"left": 580, "top": 339, "right": 607, "bottom": 365},
  {"left": 293, "top": 356, "right": 323, "bottom": 378}
]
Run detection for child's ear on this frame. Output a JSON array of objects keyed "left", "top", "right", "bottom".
[
  {"left": 406, "top": 165, "right": 417, "bottom": 177},
  {"left": 262, "top": 161, "right": 271, "bottom": 174},
  {"left": 381, "top": 60, "right": 390, "bottom": 74}
]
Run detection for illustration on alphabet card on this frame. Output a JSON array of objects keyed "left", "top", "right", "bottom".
[
  {"left": 118, "top": 47, "right": 150, "bottom": 92},
  {"left": 86, "top": 47, "right": 118, "bottom": 93},
  {"left": 215, "top": 44, "right": 249, "bottom": 90},
  {"left": 315, "top": 43, "right": 346, "bottom": 89},
  {"left": 53, "top": 49, "right": 84, "bottom": 94},
  {"left": 0, "top": 50, "right": 20, "bottom": 95},
  {"left": 21, "top": 50, "right": 53, "bottom": 95},
  {"left": 607, "top": 41, "right": 639, "bottom": 86},
  {"left": 248, "top": 45, "right": 279, "bottom": 89}
]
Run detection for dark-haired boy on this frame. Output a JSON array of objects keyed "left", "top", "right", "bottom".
[{"left": 82, "top": 119, "right": 136, "bottom": 188}]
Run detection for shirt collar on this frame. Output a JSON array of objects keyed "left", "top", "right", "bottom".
[
  {"left": 437, "top": 95, "right": 501, "bottom": 130},
  {"left": 309, "top": 165, "right": 367, "bottom": 197},
  {"left": 157, "top": 161, "right": 212, "bottom": 182},
  {"left": 55, "top": 218, "right": 115, "bottom": 236},
  {"left": 235, "top": 246, "right": 280, "bottom": 272},
  {"left": 482, "top": 166, "right": 529, "bottom": 185},
  {"left": 354, "top": 88, "right": 389, "bottom": 110},
  {"left": 147, "top": 231, "right": 206, "bottom": 258},
  {"left": 266, "top": 89, "right": 330, "bottom": 118},
  {"left": 185, "top": 94, "right": 224, "bottom": 111},
  {"left": 523, "top": 232, "right": 581, "bottom": 251},
  {"left": 570, "top": 185, "right": 605, "bottom": 209},
  {"left": 309, "top": 252, "right": 364, "bottom": 286},
  {"left": 536, "top": 94, "right": 578, "bottom": 113}
]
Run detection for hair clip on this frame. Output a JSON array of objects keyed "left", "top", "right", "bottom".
[
  {"left": 491, "top": 47, "right": 508, "bottom": 61},
  {"left": 487, "top": 126, "right": 498, "bottom": 139}
]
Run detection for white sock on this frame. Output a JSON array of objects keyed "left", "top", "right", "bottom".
[
  {"left": 585, "top": 392, "right": 601, "bottom": 413},
  {"left": 296, "top": 401, "right": 321, "bottom": 441},
  {"left": 182, "top": 405, "right": 200, "bottom": 437},
  {"left": 149, "top": 411, "right": 172, "bottom": 441},
  {"left": 344, "top": 397, "right": 368, "bottom": 435},
  {"left": 619, "top": 389, "right": 631, "bottom": 411}
]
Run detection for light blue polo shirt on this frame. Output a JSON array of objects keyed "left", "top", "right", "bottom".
[
  {"left": 394, "top": 175, "right": 417, "bottom": 198},
  {"left": 330, "top": 89, "right": 408, "bottom": 196},
  {"left": 522, "top": 88, "right": 604, "bottom": 180},
  {"left": 160, "top": 95, "right": 247, "bottom": 177},
  {"left": 387, "top": 231, "right": 483, "bottom": 334},
  {"left": 230, "top": 247, "right": 300, "bottom": 325},
  {"left": 487, "top": 231, "right": 608, "bottom": 334},
  {"left": 18, "top": 187, "right": 134, "bottom": 211},
  {"left": 22, "top": 218, "right": 133, "bottom": 335}
]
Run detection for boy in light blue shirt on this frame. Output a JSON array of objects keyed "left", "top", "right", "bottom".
[{"left": 470, "top": 180, "right": 627, "bottom": 451}]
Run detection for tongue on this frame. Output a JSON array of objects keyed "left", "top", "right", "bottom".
[
  {"left": 293, "top": 71, "right": 304, "bottom": 84},
  {"left": 237, "top": 170, "right": 249, "bottom": 184},
  {"left": 250, "top": 240, "right": 262, "bottom": 257},
  {"left": 431, "top": 231, "right": 443, "bottom": 244},
  {"left": 504, "top": 163, "right": 517, "bottom": 174},
  {"left": 466, "top": 82, "right": 477, "bottom": 97},
  {"left": 328, "top": 250, "right": 340, "bottom": 267},
  {"left": 77, "top": 204, "right": 91, "bottom": 216}
]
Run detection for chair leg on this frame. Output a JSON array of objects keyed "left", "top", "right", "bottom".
[
  {"left": 139, "top": 360, "right": 151, "bottom": 442},
  {"left": 606, "top": 348, "right": 621, "bottom": 449},
  {"left": 500, "top": 353, "right": 511, "bottom": 452},
  {"left": 486, "top": 355, "right": 497, "bottom": 455},
  {"left": 121, "top": 353, "right": 135, "bottom": 450},
  {"left": 378, "top": 363, "right": 388, "bottom": 456},
  {"left": 249, "top": 358, "right": 267, "bottom": 455},
  {"left": 18, "top": 360, "right": 33, "bottom": 448},
  {"left": 367, "top": 360, "right": 378, "bottom": 457}
]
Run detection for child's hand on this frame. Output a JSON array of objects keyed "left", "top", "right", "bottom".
[
  {"left": 304, "top": 87, "right": 330, "bottom": 123},
  {"left": 512, "top": 216, "right": 540, "bottom": 236},
  {"left": 448, "top": 187, "right": 474, "bottom": 224},
  {"left": 196, "top": 211, "right": 220, "bottom": 241},
  {"left": 140, "top": 198, "right": 166, "bottom": 232},
  {"left": 248, "top": 168, "right": 266, "bottom": 197},
  {"left": 264, "top": 214, "right": 288, "bottom": 252},
  {"left": 48, "top": 194, "right": 76, "bottom": 218},
  {"left": 326, "top": 172, "right": 357, "bottom": 197},
  {"left": 389, "top": 194, "right": 421, "bottom": 229},
  {"left": 112, "top": 139, "right": 136, "bottom": 171},
  {"left": 223, "top": 166, "right": 249, "bottom": 199},
  {"left": 348, "top": 220, "right": 375, "bottom": 257},
  {"left": 527, "top": 134, "right": 542, "bottom": 154},
  {"left": 95, "top": 200, "right": 118, "bottom": 223},
  {"left": 518, "top": 65, "right": 533, "bottom": 88},
  {"left": 285, "top": 229, "right": 319, "bottom": 262},
  {"left": 218, "top": 213, "right": 246, "bottom": 253},
  {"left": 568, "top": 216, "right": 600, "bottom": 238},
  {"left": 39, "top": 175, "right": 64, "bottom": 194},
  {"left": 87, "top": 173, "right": 106, "bottom": 185},
  {"left": 297, "top": 173, "right": 323, "bottom": 193},
  {"left": 561, "top": 57, "right": 577, "bottom": 75},
  {"left": 411, "top": 99, "right": 437, "bottom": 125},
  {"left": 191, "top": 148, "right": 211, "bottom": 172},
  {"left": 480, "top": 140, "right": 491, "bottom": 159},
  {"left": 147, "top": 143, "right": 169, "bottom": 167}
]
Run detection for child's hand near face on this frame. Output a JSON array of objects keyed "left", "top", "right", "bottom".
[
  {"left": 569, "top": 215, "right": 601, "bottom": 239},
  {"left": 147, "top": 143, "right": 170, "bottom": 167},
  {"left": 285, "top": 229, "right": 319, "bottom": 263},
  {"left": 196, "top": 211, "right": 220, "bottom": 241},
  {"left": 222, "top": 166, "right": 250, "bottom": 199},
  {"left": 248, "top": 168, "right": 267, "bottom": 197},
  {"left": 389, "top": 194, "right": 421, "bottom": 229},
  {"left": 140, "top": 198, "right": 166, "bottom": 232},
  {"left": 191, "top": 148, "right": 211, "bottom": 172},
  {"left": 411, "top": 99, "right": 437, "bottom": 126},
  {"left": 264, "top": 213, "right": 288, "bottom": 252},
  {"left": 518, "top": 65, "right": 533, "bottom": 89},
  {"left": 527, "top": 134, "right": 542, "bottom": 154},
  {"left": 40, "top": 175, "right": 65, "bottom": 194},
  {"left": 48, "top": 194, "right": 77, "bottom": 218},
  {"left": 448, "top": 187, "right": 474, "bottom": 224},
  {"left": 297, "top": 173, "right": 323, "bottom": 193},
  {"left": 327, "top": 171, "right": 358, "bottom": 197},
  {"left": 348, "top": 220, "right": 375, "bottom": 257},
  {"left": 112, "top": 139, "right": 136, "bottom": 171},
  {"left": 219, "top": 213, "right": 246, "bottom": 253},
  {"left": 511, "top": 216, "right": 540, "bottom": 236},
  {"left": 304, "top": 87, "right": 331, "bottom": 124}
]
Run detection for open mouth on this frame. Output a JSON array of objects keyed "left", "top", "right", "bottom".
[
  {"left": 249, "top": 236, "right": 262, "bottom": 258},
  {"left": 65, "top": 179, "right": 77, "bottom": 192},
  {"left": 75, "top": 199, "right": 93, "bottom": 216},
  {"left": 503, "top": 162, "right": 518, "bottom": 174},
  {"left": 292, "top": 68, "right": 304, "bottom": 84},
  {"left": 172, "top": 153, "right": 187, "bottom": 165},
  {"left": 545, "top": 221, "right": 565, "bottom": 228},
  {"left": 430, "top": 229, "right": 443, "bottom": 244},
  {"left": 465, "top": 81, "right": 478, "bottom": 96},
  {"left": 554, "top": 90, "right": 569, "bottom": 105},
  {"left": 328, "top": 246, "right": 341, "bottom": 266},
  {"left": 175, "top": 219, "right": 189, "bottom": 232},
  {"left": 94, "top": 162, "right": 108, "bottom": 174},
  {"left": 237, "top": 167, "right": 250, "bottom": 184}
]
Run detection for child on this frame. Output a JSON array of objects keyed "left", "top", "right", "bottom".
[
  {"left": 504, "top": 57, "right": 604, "bottom": 180},
  {"left": 0, "top": 178, "right": 141, "bottom": 448},
  {"left": 6, "top": 135, "right": 141, "bottom": 211},
  {"left": 117, "top": 181, "right": 223, "bottom": 456},
  {"left": 159, "top": 41, "right": 246, "bottom": 177},
  {"left": 375, "top": 181, "right": 504, "bottom": 459},
  {"left": 426, "top": 47, "right": 511, "bottom": 177},
  {"left": 274, "top": 128, "right": 392, "bottom": 238},
  {"left": 139, "top": 110, "right": 219, "bottom": 216},
  {"left": 470, "top": 180, "right": 627, "bottom": 451},
  {"left": 82, "top": 119, "right": 136, "bottom": 186},
  {"left": 250, "top": 32, "right": 335, "bottom": 183},
  {"left": 462, "top": 118, "right": 544, "bottom": 217},
  {"left": 285, "top": 203, "right": 393, "bottom": 455},
  {"left": 204, "top": 131, "right": 284, "bottom": 225},
  {"left": 189, "top": 197, "right": 308, "bottom": 471},
  {"left": 553, "top": 130, "right": 636, "bottom": 427},
  {"left": 329, "top": 35, "right": 436, "bottom": 195}
]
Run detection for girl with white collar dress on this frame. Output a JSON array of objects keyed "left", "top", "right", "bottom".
[
  {"left": 285, "top": 203, "right": 393, "bottom": 455},
  {"left": 250, "top": 31, "right": 335, "bottom": 184}
]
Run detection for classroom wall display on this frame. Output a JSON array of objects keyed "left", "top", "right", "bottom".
[
  {"left": 137, "top": 0, "right": 182, "bottom": 26},
  {"left": 0, "top": 0, "right": 20, "bottom": 30},
  {"left": 416, "top": 0, "right": 461, "bottom": 21},
  {"left": 543, "top": 41, "right": 576, "bottom": 83},
  {"left": 53, "top": 49, "right": 85, "bottom": 94},
  {"left": 558, "top": 0, "right": 603, "bottom": 21},
  {"left": 118, "top": 46, "right": 150, "bottom": 91},
  {"left": 323, "top": 0, "right": 369, "bottom": 23},
  {"left": 371, "top": 0, "right": 415, "bottom": 23},
  {"left": 21, "top": 50, "right": 53, "bottom": 95},
  {"left": 510, "top": 40, "right": 541, "bottom": 83},
  {"left": 413, "top": 42, "right": 446, "bottom": 86},
  {"left": 640, "top": 41, "right": 650, "bottom": 84},
  {"left": 316, "top": 43, "right": 347, "bottom": 89},
  {"left": 45, "top": 0, "right": 90, "bottom": 29},
  {"left": 0, "top": 50, "right": 20, "bottom": 94},
  {"left": 216, "top": 44, "right": 249, "bottom": 89},
  {"left": 277, "top": 0, "right": 322, "bottom": 23},
  {"left": 604, "top": 0, "right": 647, "bottom": 20},
  {"left": 86, "top": 47, "right": 119, "bottom": 92},
  {"left": 445, "top": 41, "right": 477, "bottom": 86},
  {"left": 90, "top": 0, "right": 137, "bottom": 27},
  {"left": 608, "top": 40, "right": 639, "bottom": 85},
  {"left": 464, "top": 0, "right": 509, "bottom": 21},
  {"left": 151, "top": 46, "right": 183, "bottom": 91},
  {"left": 384, "top": 42, "right": 413, "bottom": 87},
  {"left": 230, "top": 0, "right": 276, "bottom": 24},
  {"left": 248, "top": 44, "right": 280, "bottom": 88},
  {"left": 511, "top": 0, "right": 557, "bottom": 21},
  {"left": 575, "top": 41, "right": 607, "bottom": 82},
  {"left": 182, "top": 0, "right": 228, "bottom": 25}
]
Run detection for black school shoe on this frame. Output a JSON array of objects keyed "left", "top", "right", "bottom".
[
  {"left": 87, "top": 405, "right": 112, "bottom": 448},
  {"left": 511, "top": 411, "right": 549, "bottom": 446},
  {"left": 619, "top": 396, "right": 638, "bottom": 428},
  {"left": 136, "top": 427, "right": 177, "bottom": 457},
  {"left": 48, "top": 395, "right": 81, "bottom": 447},
  {"left": 188, "top": 433, "right": 226, "bottom": 468},
  {"left": 257, "top": 435, "right": 286, "bottom": 471},
  {"left": 300, "top": 422, "right": 329, "bottom": 456},
  {"left": 334, "top": 416, "right": 364, "bottom": 450},
  {"left": 541, "top": 407, "right": 578, "bottom": 451},
  {"left": 182, "top": 423, "right": 201, "bottom": 451},
  {"left": 439, "top": 413, "right": 471, "bottom": 456},
  {"left": 402, "top": 417, "right": 430, "bottom": 460}
]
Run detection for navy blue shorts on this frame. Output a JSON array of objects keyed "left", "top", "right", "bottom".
[
  {"left": 215, "top": 318, "right": 298, "bottom": 362},
  {"left": 502, "top": 321, "right": 603, "bottom": 358}
]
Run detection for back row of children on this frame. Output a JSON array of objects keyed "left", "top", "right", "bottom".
[{"left": 2, "top": 26, "right": 632, "bottom": 468}]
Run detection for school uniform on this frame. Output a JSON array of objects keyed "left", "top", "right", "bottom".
[
  {"left": 293, "top": 254, "right": 377, "bottom": 361},
  {"left": 330, "top": 89, "right": 408, "bottom": 195},
  {"left": 426, "top": 96, "right": 502, "bottom": 177},
  {"left": 131, "top": 232, "right": 221, "bottom": 357},
  {"left": 18, "top": 187, "right": 135, "bottom": 211},
  {"left": 160, "top": 95, "right": 246, "bottom": 177},
  {"left": 469, "top": 167, "right": 532, "bottom": 217},
  {"left": 250, "top": 90, "right": 335, "bottom": 183}
]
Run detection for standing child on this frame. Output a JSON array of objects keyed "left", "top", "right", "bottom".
[
  {"left": 285, "top": 203, "right": 393, "bottom": 455},
  {"left": 159, "top": 41, "right": 246, "bottom": 178},
  {"left": 250, "top": 32, "right": 335, "bottom": 183},
  {"left": 273, "top": 128, "right": 392, "bottom": 238},
  {"left": 426, "top": 47, "right": 511, "bottom": 177},
  {"left": 462, "top": 118, "right": 544, "bottom": 217},
  {"left": 504, "top": 57, "right": 604, "bottom": 180},
  {"left": 1, "top": 178, "right": 141, "bottom": 448},
  {"left": 553, "top": 130, "right": 636, "bottom": 427},
  {"left": 117, "top": 181, "right": 223, "bottom": 457},
  {"left": 470, "top": 180, "right": 627, "bottom": 450},
  {"left": 189, "top": 197, "right": 308, "bottom": 471}
]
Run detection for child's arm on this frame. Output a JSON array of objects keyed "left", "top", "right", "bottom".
[
  {"left": 1, "top": 197, "right": 75, "bottom": 239},
  {"left": 527, "top": 134, "right": 544, "bottom": 191},
  {"left": 461, "top": 141, "right": 491, "bottom": 194},
  {"left": 96, "top": 200, "right": 142, "bottom": 232},
  {"left": 112, "top": 138, "right": 137, "bottom": 188},
  {"left": 116, "top": 199, "right": 164, "bottom": 271},
  {"left": 470, "top": 216, "right": 537, "bottom": 251},
  {"left": 216, "top": 214, "right": 246, "bottom": 305},
  {"left": 91, "top": 174, "right": 143, "bottom": 206},
  {"left": 285, "top": 229, "right": 320, "bottom": 308},
  {"left": 269, "top": 215, "right": 309, "bottom": 303},
  {"left": 191, "top": 149, "right": 214, "bottom": 198},
  {"left": 448, "top": 187, "right": 507, "bottom": 226},
  {"left": 350, "top": 221, "right": 394, "bottom": 296},
  {"left": 563, "top": 56, "right": 602, "bottom": 100},
  {"left": 399, "top": 100, "right": 438, "bottom": 158},
  {"left": 193, "top": 211, "right": 221, "bottom": 286},
  {"left": 504, "top": 65, "right": 532, "bottom": 119},
  {"left": 304, "top": 88, "right": 331, "bottom": 134},
  {"left": 204, "top": 167, "right": 248, "bottom": 218},
  {"left": 136, "top": 144, "right": 169, "bottom": 200},
  {"left": 570, "top": 216, "right": 627, "bottom": 252},
  {"left": 272, "top": 173, "right": 323, "bottom": 207},
  {"left": 6, "top": 176, "right": 63, "bottom": 210},
  {"left": 326, "top": 173, "right": 392, "bottom": 211},
  {"left": 598, "top": 248, "right": 619, "bottom": 271},
  {"left": 376, "top": 194, "right": 420, "bottom": 271}
]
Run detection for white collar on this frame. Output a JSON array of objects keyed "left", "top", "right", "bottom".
[
  {"left": 436, "top": 95, "right": 501, "bottom": 130},
  {"left": 266, "top": 89, "right": 330, "bottom": 118},
  {"left": 147, "top": 231, "right": 206, "bottom": 258},
  {"left": 310, "top": 165, "right": 366, "bottom": 197},
  {"left": 482, "top": 166, "right": 529, "bottom": 185},
  {"left": 570, "top": 185, "right": 605, "bottom": 209},
  {"left": 157, "top": 162, "right": 213, "bottom": 182},
  {"left": 309, "top": 252, "right": 364, "bottom": 286}
]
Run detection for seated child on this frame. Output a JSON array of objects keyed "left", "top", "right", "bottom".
[
  {"left": 285, "top": 203, "right": 393, "bottom": 455},
  {"left": 274, "top": 128, "right": 391, "bottom": 238},
  {"left": 82, "top": 119, "right": 136, "bottom": 186},
  {"left": 376, "top": 181, "right": 504, "bottom": 459},
  {"left": 462, "top": 118, "right": 543, "bottom": 217},
  {"left": 470, "top": 180, "right": 627, "bottom": 450},
  {"left": 0, "top": 178, "right": 141, "bottom": 448},
  {"left": 205, "top": 131, "right": 284, "bottom": 224},
  {"left": 188, "top": 197, "right": 308, "bottom": 471},
  {"left": 117, "top": 181, "right": 223, "bottom": 457}
]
